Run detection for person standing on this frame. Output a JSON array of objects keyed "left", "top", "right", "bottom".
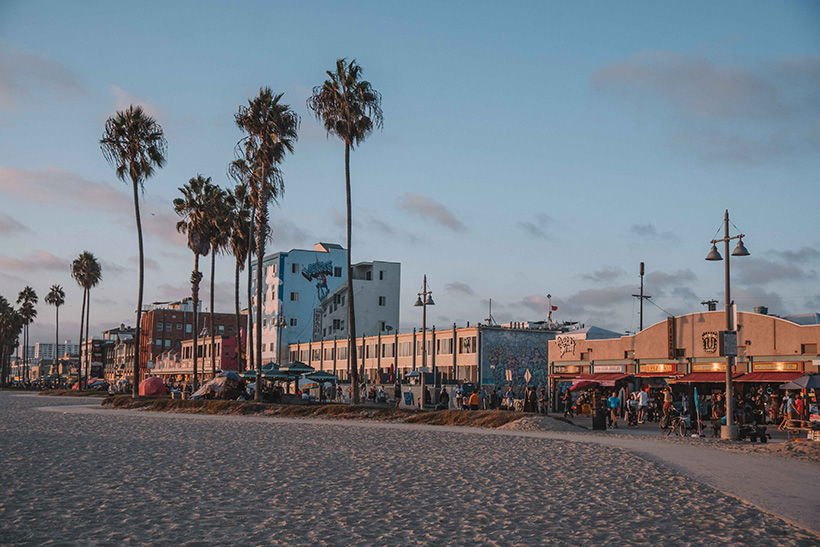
[
  {"left": 439, "top": 386, "right": 450, "bottom": 410},
  {"left": 607, "top": 391, "right": 620, "bottom": 428},
  {"left": 468, "top": 389, "right": 480, "bottom": 410},
  {"left": 455, "top": 384, "right": 463, "bottom": 410},
  {"left": 637, "top": 389, "right": 648, "bottom": 423},
  {"left": 394, "top": 382, "right": 402, "bottom": 407},
  {"left": 562, "top": 389, "right": 573, "bottom": 417}
]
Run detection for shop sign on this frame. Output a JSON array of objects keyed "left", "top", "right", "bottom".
[
  {"left": 753, "top": 362, "right": 799, "bottom": 372},
  {"left": 702, "top": 332, "right": 718, "bottom": 354},
  {"left": 594, "top": 364, "right": 624, "bottom": 373},
  {"left": 639, "top": 363, "right": 674, "bottom": 374},
  {"left": 553, "top": 365, "right": 579, "bottom": 374},
  {"left": 693, "top": 363, "right": 725, "bottom": 372}
]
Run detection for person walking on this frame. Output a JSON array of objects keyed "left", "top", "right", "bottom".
[
  {"left": 454, "top": 384, "right": 463, "bottom": 410},
  {"left": 439, "top": 386, "right": 450, "bottom": 410},
  {"left": 394, "top": 382, "right": 402, "bottom": 407},
  {"left": 607, "top": 391, "right": 620, "bottom": 428},
  {"left": 562, "top": 389, "right": 573, "bottom": 417},
  {"left": 468, "top": 389, "right": 480, "bottom": 410},
  {"left": 637, "top": 389, "right": 648, "bottom": 423}
]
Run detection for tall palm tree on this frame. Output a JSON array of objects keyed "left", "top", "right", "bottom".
[
  {"left": 82, "top": 259, "right": 102, "bottom": 382},
  {"left": 101, "top": 105, "right": 167, "bottom": 398},
  {"left": 70, "top": 253, "right": 101, "bottom": 386},
  {"left": 16, "top": 286, "right": 38, "bottom": 381},
  {"left": 307, "top": 58, "right": 382, "bottom": 403},
  {"left": 228, "top": 158, "right": 256, "bottom": 376},
  {"left": 207, "top": 188, "right": 231, "bottom": 378},
  {"left": 44, "top": 285, "right": 66, "bottom": 375},
  {"left": 71, "top": 254, "right": 89, "bottom": 387},
  {"left": 0, "top": 295, "right": 24, "bottom": 385},
  {"left": 174, "top": 174, "right": 218, "bottom": 390},
  {"left": 226, "top": 183, "right": 252, "bottom": 371},
  {"left": 235, "top": 88, "right": 299, "bottom": 401}
]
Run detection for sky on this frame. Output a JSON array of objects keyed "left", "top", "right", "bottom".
[{"left": 1, "top": 0, "right": 819, "bottom": 346}]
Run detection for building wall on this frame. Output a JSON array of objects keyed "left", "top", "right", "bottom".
[
  {"left": 34, "top": 341, "right": 79, "bottom": 361},
  {"left": 321, "top": 261, "right": 401, "bottom": 341},
  {"left": 250, "top": 243, "right": 348, "bottom": 363},
  {"left": 480, "top": 328, "right": 557, "bottom": 387}
]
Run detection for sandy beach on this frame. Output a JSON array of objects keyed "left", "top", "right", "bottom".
[{"left": 1, "top": 393, "right": 818, "bottom": 546}]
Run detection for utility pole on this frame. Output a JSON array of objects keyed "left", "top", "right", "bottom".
[
  {"left": 632, "top": 262, "right": 651, "bottom": 331},
  {"left": 701, "top": 300, "right": 718, "bottom": 311}
]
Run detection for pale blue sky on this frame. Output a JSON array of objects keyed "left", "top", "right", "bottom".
[{"left": 1, "top": 1, "right": 819, "bottom": 344}]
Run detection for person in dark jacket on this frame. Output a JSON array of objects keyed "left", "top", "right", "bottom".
[{"left": 438, "top": 387, "right": 450, "bottom": 410}]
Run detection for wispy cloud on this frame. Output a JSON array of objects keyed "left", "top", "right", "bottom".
[
  {"left": 128, "top": 256, "right": 160, "bottom": 270},
  {"left": 445, "top": 281, "right": 474, "bottom": 296},
  {"left": 768, "top": 246, "right": 820, "bottom": 264},
  {"left": 0, "top": 41, "right": 86, "bottom": 111},
  {"left": 0, "top": 250, "right": 68, "bottom": 272},
  {"left": 629, "top": 223, "right": 679, "bottom": 242},
  {"left": 0, "top": 165, "right": 131, "bottom": 211},
  {"left": 0, "top": 212, "right": 30, "bottom": 235},
  {"left": 734, "top": 257, "right": 816, "bottom": 285},
  {"left": 397, "top": 193, "right": 467, "bottom": 232},
  {"left": 110, "top": 85, "right": 165, "bottom": 121},
  {"left": 646, "top": 269, "right": 697, "bottom": 287},
  {"left": 518, "top": 213, "right": 554, "bottom": 239},
  {"left": 582, "top": 266, "right": 626, "bottom": 283}
]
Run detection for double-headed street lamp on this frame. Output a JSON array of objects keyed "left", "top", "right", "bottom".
[
  {"left": 705, "top": 209, "right": 750, "bottom": 441},
  {"left": 414, "top": 275, "right": 435, "bottom": 406}
]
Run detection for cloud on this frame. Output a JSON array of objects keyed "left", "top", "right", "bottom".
[
  {"left": 629, "top": 223, "right": 679, "bottom": 242},
  {"left": 734, "top": 257, "right": 816, "bottom": 285},
  {"left": 592, "top": 50, "right": 789, "bottom": 120},
  {"left": 571, "top": 285, "right": 636, "bottom": 308},
  {"left": 0, "top": 41, "right": 86, "bottom": 111},
  {"left": 670, "top": 286, "right": 699, "bottom": 301},
  {"left": 518, "top": 213, "right": 554, "bottom": 239},
  {"left": 269, "top": 217, "right": 312, "bottom": 249},
  {"left": 128, "top": 256, "right": 160, "bottom": 270},
  {"left": 582, "top": 266, "right": 626, "bottom": 283},
  {"left": 645, "top": 269, "right": 697, "bottom": 287},
  {"left": 100, "top": 260, "right": 127, "bottom": 276},
  {"left": 0, "top": 250, "right": 68, "bottom": 272},
  {"left": 731, "top": 286, "right": 786, "bottom": 314},
  {"left": 397, "top": 193, "right": 467, "bottom": 232},
  {"left": 110, "top": 85, "right": 165, "bottom": 121},
  {"left": 520, "top": 295, "right": 550, "bottom": 313},
  {"left": 445, "top": 282, "right": 474, "bottom": 296},
  {"left": 0, "top": 165, "right": 132, "bottom": 211},
  {"left": 0, "top": 212, "right": 30, "bottom": 235},
  {"left": 768, "top": 246, "right": 820, "bottom": 264}
]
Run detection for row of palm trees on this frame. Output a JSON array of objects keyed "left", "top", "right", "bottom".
[
  {"left": 0, "top": 256, "right": 100, "bottom": 387},
  {"left": 94, "top": 58, "right": 380, "bottom": 401}
]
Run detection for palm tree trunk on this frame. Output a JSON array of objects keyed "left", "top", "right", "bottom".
[
  {"left": 54, "top": 305, "right": 59, "bottom": 377},
  {"left": 210, "top": 250, "right": 216, "bottom": 379},
  {"left": 234, "top": 257, "right": 241, "bottom": 371},
  {"left": 255, "top": 188, "right": 266, "bottom": 402},
  {"left": 192, "top": 252, "right": 200, "bottom": 391},
  {"left": 247, "top": 208, "right": 255, "bottom": 380},
  {"left": 132, "top": 174, "right": 145, "bottom": 399},
  {"left": 345, "top": 141, "right": 359, "bottom": 404},
  {"left": 85, "top": 289, "right": 91, "bottom": 383},
  {"left": 78, "top": 288, "right": 86, "bottom": 388}
]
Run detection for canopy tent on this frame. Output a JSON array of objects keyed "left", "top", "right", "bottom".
[
  {"left": 780, "top": 373, "right": 820, "bottom": 391},
  {"left": 139, "top": 377, "right": 167, "bottom": 396},
  {"left": 305, "top": 371, "right": 338, "bottom": 382},
  {"left": 571, "top": 373, "right": 632, "bottom": 387},
  {"left": 670, "top": 372, "right": 744, "bottom": 383},
  {"left": 735, "top": 372, "right": 802, "bottom": 383},
  {"left": 279, "top": 361, "right": 315, "bottom": 375},
  {"left": 217, "top": 371, "right": 242, "bottom": 381}
]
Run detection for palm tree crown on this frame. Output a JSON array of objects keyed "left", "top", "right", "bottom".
[
  {"left": 100, "top": 106, "right": 168, "bottom": 190},
  {"left": 45, "top": 285, "right": 66, "bottom": 309},
  {"left": 173, "top": 175, "right": 219, "bottom": 257}
]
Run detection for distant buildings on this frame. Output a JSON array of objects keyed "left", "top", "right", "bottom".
[{"left": 34, "top": 341, "right": 79, "bottom": 361}]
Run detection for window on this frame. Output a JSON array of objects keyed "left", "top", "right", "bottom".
[
  {"left": 802, "top": 344, "right": 818, "bottom": 354},
  {"left": 218, "top": 325, "right": 224, "bottom": 334},
  {"left": 312, "top": 349, "right": 321, "bottom": 361},
  {"left": 438, "top": 338, "right": 453, "bottom": 355},
  {"left": 176, "top": 322, "right": 182, "bottom": 330},
  {"left": 227, "top": 326, "right": 234, "bottom": 333},
  {"left": 379, "top": 321, "right": 386, "bottom": 332},
  {"left": 366, "top": 344, "right": 377, "bottom": 358},
  {"left": 379, "top": 270, "right": 384, "bottom": 280},
  {"left": 333, "top": 319, "right": 341, "bottom": 330},
  {"left": 290, "top": 318, "right": 298, "bottom": 327},
  {"left": 292, "top": 263, "right": 299, "bottom": 274},
  {"left": 290, "top": 292, "right": 299, "bottom": 302},
  {"left": 335, "top": 267, "right": 342, "bottom": 277},
  {"left": 337, "top": 347, "right": 348, "bottom": 360},
  {"left": 399, "top": 342, "right": 412, "bottom": 357},
  {"left": 341, "top": 296, "right": 345, "bottom": 307},
  {"left": 366, "top": 270, "right": 372, "bottom": 280},
  {"left": 290, "top": 350, "right": 298, "bottom": 362},
  {"left": 263, "top": 318, "right": 267, "bottom": 327},
  {"left": 300, "top": 349, "right": 309, "bottom": 361},
  {"left": 186, "top": 324, "right": 192, "bottom": 334},
  {"left": 155, "top": 339, "right": 162, "bottom": 347},
  {"left": 625, "top": 350, "right": 635, "bottom": 359},
  {"left": 165, "top": 322, "right": 172, "bottom": 331},
  {"left": 459, "top": 336, "right": 476, "bottom": 354},
  {"left": 157, "top": 322, "right": 164, "bottom": 332},
  {"left": 339, "top": 320, "right": 344, "bottom": 331},
  {"left": 270, "top": 343, "right": 275, "bottom": 352},
  {"left": 323, "top": 328, "right": 327, "bottom": 337},
  {"left": 165, "top": 339, "right": 171, "bottom": 348},
  {"left": 580, "top": 352, "right": 590, "bottom": 360},
  {"left": 378, "top": 296, "right": 386, "bottom": 306}
]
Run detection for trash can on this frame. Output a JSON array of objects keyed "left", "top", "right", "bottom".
[{"left": 592, "top": 407, "right": 607, "bottom": 430}]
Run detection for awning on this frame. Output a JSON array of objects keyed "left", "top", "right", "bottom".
[
  {"left": 572, "top": 373, "right": 632, "bottom": 387},
  {"left": 734, "top": 372, "right": 802, "bottom": 383},
  {"left": 635, "top": 372, "right": 677, "bottom": 377},
  {"left": 672, "top": 372, "right": 744, "bottom": 383}
]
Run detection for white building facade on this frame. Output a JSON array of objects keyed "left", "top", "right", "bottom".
[
  {"left": 321, "top": 261, "right": 401, "bottom": 341},
  {"left": 250, "top": 243, "right": 349, "bottom": 364},
  {"left": 34, "top": 341, "right": 79, "bottom": 361}
]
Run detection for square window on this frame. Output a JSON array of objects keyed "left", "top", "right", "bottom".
[
  {"left": 176, "top": 323, "right": 182, "bottom": 330},
  {"left": 155, "top": 339, "right": 162, "bottom": 347},
  {"left": 165, "top": 339, "right": 171, "bottom": 348},
  {"left": 290, "top": 318, "right": 298, "bottom": 327},
  {"left": 218, "top": 325, "right": 224, "bottom": 334},
  {"left": 157, "top": 323, "right": 163, "bottom": 332},
  {"left": 378, "top": 296, "right": 386, "bottom": 306},
  {"left": 290, "top": 292, "right": 299, "bottom": 302},
  {"left": 335, "top": 267, "right": 342, "bottom": 277}
]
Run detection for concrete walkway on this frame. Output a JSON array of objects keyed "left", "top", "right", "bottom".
[{"left": 41, "top": 402, "right": 820, "bottom": 535}]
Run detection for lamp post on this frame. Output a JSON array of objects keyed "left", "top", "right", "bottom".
[
  {"left": 273, "top": 313, "right": 287, "bottom": 365},
  {"left": 414, "top": 275, "right": 435, "bottom": 407},
  {"left": 705, "top": 209, "right": 750, "bottom": 441}
]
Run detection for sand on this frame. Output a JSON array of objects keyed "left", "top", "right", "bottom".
[{"left": 1, "top": 392, "right": 818, "bottom": 546}]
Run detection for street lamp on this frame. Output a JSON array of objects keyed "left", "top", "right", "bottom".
[
  {"left": 705, "top": 209, "right": 750, "bottom": 441},
  {"left": 414, "top": 274, "right": 435, "bottom": 407},
  {"left": 273, "top": 313, "right": 287, "bottom": 365}
]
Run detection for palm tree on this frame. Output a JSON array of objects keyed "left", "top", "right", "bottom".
[
  {"left": 101, "top": 105, "right": 167, "bottom": 398},
  {"left": 228, "top": 158, "right": 256, "bottom": 376},
  {"left": 174, "top": 174, "right": 218, "bottom": 390},
  {"left": 70, "top": 252, "right": 101, "bottom": 386},
  {"left": 307, "top": 58, "right": 382, "bottom": 403},
  {"left": 16, "top": 286, "right": 38, "bottom": 382},
  {"left": 44, "top": 285, "right": 66, "bottom": 376},
  {"left": 235, "top": 88, "right": 299, "bottom": 401},
  {"left": 0, "top": 296, "right": 24, "bottom": 385},
  {"left": 226, "top": 183, "right": 252, "bottom": 371},
  {"left": 207, "top": 188, "right": 231, "bottom": 379}
]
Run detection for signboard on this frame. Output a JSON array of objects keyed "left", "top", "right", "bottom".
[
  {"left": 505, "top": 369, "right": 513, "bottom": 382},
  {"left": 312, "top": 308, "right": 322, "bottom": 341},
  {"left": 639, "top": 363, "right": 674, "bottom": 374},
  {"left": 667, "top": 317, "right": 676, "bottom": 360},
  {"left": 524, "top": 369, "right": 532, "bottom": 384},
  {"left": 753, "top": 362, "right": 800, "bottom": 372},
  {"left": 702, "top": 332, "right": 718, "bottom": 354},
  {"left": 692, "top": 363, "right": 726, "bottom": 372},
  {"left": 593, "top": 364, "right": 624, "bottom": 373},
  {"left": 553, "top": 365, "right": 579, "bottom": 374},
  {"left": 720, "top": 331, "right": 737, "bottom": 357}
]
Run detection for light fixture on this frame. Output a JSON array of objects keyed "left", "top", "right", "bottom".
[
  {"left": 414, "top": 296, "right": 424, "bottom": 307},
  {"left": 425, "top": 295, "right": 435, "bottom": 306},
  {"left": 705, "top": 244, "right": 722, "bottom": 261},
  {"left": 732, "top": 238, "right": 750, "bottom": 257}
]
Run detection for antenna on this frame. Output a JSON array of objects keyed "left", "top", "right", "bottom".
[
  {"left": 485, "top": 298, "right": 497, "bottom": 326},
  {"left": 631, "top": 262, "right": 651, "bottom": 331},
  {"left": 701, "top": 299, "right": 718, "bottom": 311}
]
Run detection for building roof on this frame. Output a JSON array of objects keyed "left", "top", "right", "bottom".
[
  {"left": 563, "top": 325, "right": 623, "bottom": 339},
  {"left": 780, "top": 313, "right": 820, "bottom": 326}
]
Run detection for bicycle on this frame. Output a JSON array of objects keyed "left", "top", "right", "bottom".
[{"left": 660, "top": 409, "right": 692, "bottom": 436}]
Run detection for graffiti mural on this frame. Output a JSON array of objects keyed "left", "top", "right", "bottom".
[
  {"left": 480, "top": 328, "right": 556, "bottom": 387},
  {"left": 302, "top": 260, "right": 334, "bottom": 300}
]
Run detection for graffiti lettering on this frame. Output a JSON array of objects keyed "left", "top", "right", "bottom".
[
  {"left": 556, "top": 336, "right": 576, "bottom": 357},
  {"left": 302, "top": 260, "right": 334, "bottom": 300}
]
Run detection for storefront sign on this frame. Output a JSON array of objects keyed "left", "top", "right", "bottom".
[
  {"left": 693, "top": 363, "right": 726, "bottom": 372},
  {"left": 556, "top": 336, "right": 576, "bottom": 357},
  {"left": 639, "top": 363, "right": 674, "bottom": 374},
  {"left": 702, "top": 332, "right": 718, "bottom": 354},
  {"left": 667, "top": 317, "right": 676, "bottom": 360},
  {"left": 720, "top": 331, "right": 737, "bottom": 357},
  {"left": 553, "top": 365, "right": 579, "bottom": 374},
  {"left": 594, "top": 364, "right": 624, "bottom": 373},
  {"left": 753, "top": 362, "right": 799, "bottom": 372}
]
